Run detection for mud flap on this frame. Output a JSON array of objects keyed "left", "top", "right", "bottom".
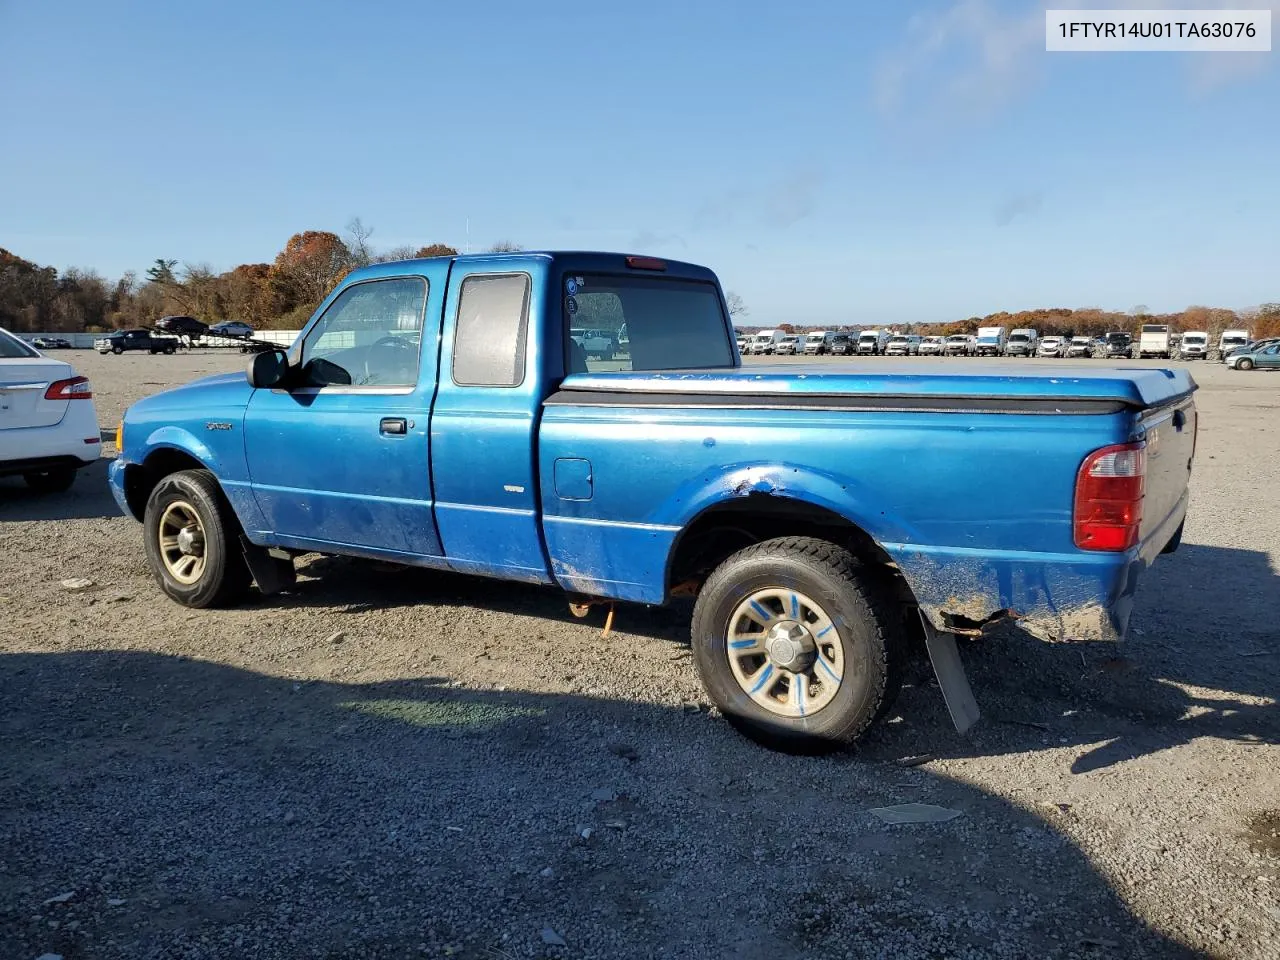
[
  {"left": 919, "top": 612, "right": 980, "bottom": 735},
  {"left": 240, "top": 536, "right": 297, "bottom": 596}
]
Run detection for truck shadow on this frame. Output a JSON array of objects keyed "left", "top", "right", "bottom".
[
  {"left": 857, "top": 542, "right": 1279, "bottom": 773},
  {"left": 286, "top": 543, "right": 1278, "bottom": 776},
  {"left": 0, "top": 457, "right": 121, "bottom": 523},
  {"left": 0, "top": 649, "right": 1201, "bottom": 960}
]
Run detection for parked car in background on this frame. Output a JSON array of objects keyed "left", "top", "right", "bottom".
[
  {"left": 749, "top": 330, "right": 785, "bottom": 355},
  {"left": 1066, "top": 336, "right": 1094, "bottom": 358},
  {"left": 804, "top": 331, "right": 836, "bottom": 355},
  {"left": 32, "top": 336, "right": 73, "bottom": 350},
  {"left": 945, "top": 334, "right": 975, "bottom": 356},
  {"left": 1004, "top": 328, "right": 1039, "bottom": 357},
  {"left": 773, "top": 334, "right": 802, "bottom": 355},
  {"left": 95, "top": 329, "right": 180, "bottom": 355},
  {"left": 209, "top": 321, "right": 254, "bottom": 339},
  {"left": 154, "top": 315, "right": 209, "bottom": 339},
  {"left": 856, "top": 329, "right": 891, "bottom": 355},
  {"left": 918, "top": 335, "right": 946, "bottom": 356},
  {"left": 1218, "top": 330, "right": 1252, "bottom": 362},
  {"left": 570, "top": 328, "right": 617, "bottom": 360},
  {"left": 1177, "top": 331, "right": 1209, "bottom": 360},
  {"left": 1136, "top": 324, "right": 1173, "bottom": 359},
  {"left": 0, "top": 325, "right": 100, "bottom": 492},
  {"left": 736, "top": 335, "right": 749, "bottom": 354},
  {"left": 884, "top": 334, "right": 922, "bottom": 356},
  {"left": 1227, "top": 340, "right": 1280, "bottom": 371},
  {"left": 1036, "top": 336, "right": 1065, "bottom": 358},
  {"left": 974, "top": 326, "right": 1007, "bottom": 356},
  {"left": 1101, "top": 332, "right": 1134, "bottom": 359},
  {"left": 828, "top": 333, "right": 854, "bottom": 355}
]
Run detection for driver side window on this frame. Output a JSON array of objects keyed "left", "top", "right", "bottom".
[{"left": 301, "top": 277, "right": 427, "bottom": 387}]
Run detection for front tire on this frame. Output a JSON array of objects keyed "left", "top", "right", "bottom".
[
  {"left": 691, "top": 536, "right": 903, "bottom": 753},
  {"left": 143, "top": 469, "right": 251, "bottom": 608},
  {"left": 112, "top": 346, "right": 123, "bottom": 355},
  {"left": 23, "top": 468, "right": 77, "bottom": 493},
  {"left": 1237, "top": 358, "right": 1254, "bottom": 371}
]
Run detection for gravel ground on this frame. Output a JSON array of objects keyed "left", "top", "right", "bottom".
[{"left": 2, "top": 350, "right": 1277, "bottom": 960}]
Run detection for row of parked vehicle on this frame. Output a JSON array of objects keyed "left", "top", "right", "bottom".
[
  {"left": 94, "top": 316, "right": 256, "bottom": 355},
  {"left": 738, "top": 325, "right": 1261, "bottom": 362}
]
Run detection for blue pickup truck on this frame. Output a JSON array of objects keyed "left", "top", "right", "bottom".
[{"left": 109, "top": 252, "right": 1197, "bottom": 752}]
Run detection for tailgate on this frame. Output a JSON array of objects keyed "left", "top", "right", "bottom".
[
  {"left": 0, "top": 358, "right": 72, "bottom": 430},
  {"left": 1139, "top": 395, "right": 1196, "bottom": 544}
]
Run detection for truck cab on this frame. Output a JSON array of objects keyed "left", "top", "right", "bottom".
[
  {"left": 974, "top": 327, "right": 1007, "bottom": 356},
  {"left": 110, "top": 251, "right": 1197, "bottom": 754},
  {"left": 856, "top": 329, "right": 890, "bottom": 355},
  {"left": 1178, "top": 331, "right": 1209, "bottom": 360},
  {"left": 803, "top": 331, "right": 834, "bottom": 355},
  {"left": 749, "top": 329, "right": 784, "bottom": 355}
]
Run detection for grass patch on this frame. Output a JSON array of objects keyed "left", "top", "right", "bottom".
[{"left": 340, "top": 698, "right": 544, "bottom": 730}]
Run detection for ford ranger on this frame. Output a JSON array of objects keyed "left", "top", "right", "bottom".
[{"left": 108, "top": 252, "right": 1197, "bottom": 752}]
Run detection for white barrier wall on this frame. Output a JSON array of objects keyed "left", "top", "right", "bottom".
[{"left": 16, "top": 330, "right": 303, "bottom": 350}]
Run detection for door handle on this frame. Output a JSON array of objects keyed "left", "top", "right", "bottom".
[{"left": 379, "top": 417, "right": 407, "bottom": 436}]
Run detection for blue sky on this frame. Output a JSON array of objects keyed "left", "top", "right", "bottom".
[{"left": 1, "top": 0, "right": 1276, "bottom": 325}]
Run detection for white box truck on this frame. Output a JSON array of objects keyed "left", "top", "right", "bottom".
[
  {"left": 1136, "top": 323, "right": 1173, "bottom": 359},
  {"left": 974, "top": 326, "right": 1007, "bottom": 357}
]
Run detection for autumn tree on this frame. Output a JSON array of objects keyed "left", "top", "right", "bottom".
[
  {"left": 268, "top": 231, "right": 352, "bottom": 319},
  {"left": 414, "top": 243, "right": 459, "bottom": 258}
]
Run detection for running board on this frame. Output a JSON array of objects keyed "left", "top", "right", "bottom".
[{"left": 919, "top": 612, "right": 981, "bottom": 735}]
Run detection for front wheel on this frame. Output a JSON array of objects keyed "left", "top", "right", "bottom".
[
  {"left": 112, "top": 346, "right": 123, "bottom": 355},
  {"left": 1237, "top": 358, "right": 1255, "bottom": 371},
  {"left": 691, "top": 537, "right": 903, "bottom": 753},
  {"left": 143, "top": 469, "right": 251, "bottom": 608}
]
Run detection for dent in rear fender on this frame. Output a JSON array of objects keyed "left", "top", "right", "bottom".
[
  {"left": 654, "top": 461, "right": 922, "bottom": 544},
  {"left": 884, "top": 543, "right": 1132, "bottom": 642}
]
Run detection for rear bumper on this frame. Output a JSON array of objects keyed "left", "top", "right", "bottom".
[
  {"left": 885, "top": 489, "right": 1190, "bottom": 643},
  {"left": 0, "top": 454, "right": 96, "bottom": 478},
  {"left": 1, "top": 403, "right": 101, "bottom": 476}
]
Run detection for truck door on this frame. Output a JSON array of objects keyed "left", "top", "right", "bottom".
[
  {"left": 242, "top": 263, "right": 449, "bottom": 559},
  {"left": 429, "top": 258, "right": 553, "bottom": 583}
]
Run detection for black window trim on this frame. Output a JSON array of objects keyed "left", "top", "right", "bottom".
[
  {"left": 295, "top": 275, "right": 429, "bottom": 391},
  {"left": 558, "top": 271, "right": 733, "bottom": 375},
  {"left": 450, "top": 270, "right": 532, "bottom": 389}
]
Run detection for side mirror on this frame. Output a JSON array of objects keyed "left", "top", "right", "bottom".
[{"left": 247, "top": 348, "right": 290, "bottom": 389}]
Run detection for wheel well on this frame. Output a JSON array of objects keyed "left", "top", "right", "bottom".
[
  {"left": 121, "top": 448, "right": 208, "bottom": 520},
  {"left": 666, "top": 495, "right": 908, "bottom": 601}
]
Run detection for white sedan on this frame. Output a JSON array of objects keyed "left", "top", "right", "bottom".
[{"left": 1, "top": 326, "right": 101, "bottom": 492}]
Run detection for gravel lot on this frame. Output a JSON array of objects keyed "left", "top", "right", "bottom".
[{"left": 2, "top": 350, "right": 1277, "bottom": 960}]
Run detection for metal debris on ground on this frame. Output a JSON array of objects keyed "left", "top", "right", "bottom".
[
  {"left": 868, "top": 803, "right": 964, "bottom": 825},
  {"left": 894, "top": 754, "right": 936, "bottom": 768},
  {"left": 58, "top": 578, "right": 94, "bottom": 592},
  {"left": 540, "top": 927, "right": 567, "bottom": 946}
]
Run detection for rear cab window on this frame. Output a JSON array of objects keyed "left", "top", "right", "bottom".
[{"left": 563, "top": 274, "right": 733, "bottom": 373}]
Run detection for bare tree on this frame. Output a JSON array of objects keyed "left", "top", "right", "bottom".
[
  {"left": 487, "top": 241, "right": 524, "bottom": 253},
  {"left": 726, "top": 291, "right": 748, "bottom": 318},
  {"left": 373, "top": 245, "right": 419, "bottom": 263},
  {"left": 346, "top": 217, "right": 375, "bottom": 268}
]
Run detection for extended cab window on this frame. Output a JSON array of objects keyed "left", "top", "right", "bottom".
[
  {"left": 301, "top": 277, "right": 426, "bottom": 387},
  {"left": 452, "top": 274, "right": 531, "bottom": 387},
  {"left": 565, "top": 275, "right": 733, "bottom": 373}
]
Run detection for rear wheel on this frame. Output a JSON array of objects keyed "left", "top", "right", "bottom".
[
  {"left": 691, "top": 536, "right": 903, "bottom": 753},
  {"left": 23, "top": 468, "right": 77, "bottom": 493},
  {"left": 164, "top": 346, "right": 175, "bottom": 355},
  {"left": 143, "top": 469, "right": 251, "bottom": 608}
]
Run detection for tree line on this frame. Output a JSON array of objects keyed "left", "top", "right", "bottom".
[
  {"left": 2, "top": 224, "right": 1276, "bottom": 340},
  {"left": 0, "top": 219, "right": 524, "bottom": 334}
]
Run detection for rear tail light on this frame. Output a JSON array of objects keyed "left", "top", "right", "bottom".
[
  {"left": 1074, "top": 442, "right": 1145, "bottom": 552},
  {"left": 44, "top": 376, "right": 92, "bottom": 400}
]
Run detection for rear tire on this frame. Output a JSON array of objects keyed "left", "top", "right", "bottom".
[
  {"left": 23, "top": 468, "right": 77, "bottom": 493},
  {"left": 143, "top": 469, "right": 251, "bottom": 608},
  {"left": 691, "top": 536, "right": 903, "bottom": 754}
]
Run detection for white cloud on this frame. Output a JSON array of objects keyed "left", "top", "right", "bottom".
[{"left": 874, "top": 0, "right": 1276, "bottom": 119}]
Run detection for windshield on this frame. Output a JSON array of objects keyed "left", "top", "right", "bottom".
[
  {"left": 1183, "top": 334, "right": 1207, "bottom": 344},
  {"left": 1009, "top": 334, "right": 1030, "bottom": 342},
  {"left": 1142, "top": 324, "right": 1167, "bottom": 333},
  {"left": 859, "top": 333, "right": 878, "bottom": 341},
  {"left": 569, "top": 274, "right": 732, "bottom": 372},
  {"left": 0, "top": 328, "right": 39, "bottom": 359},
  {"left": 807, "top": 333, "right": 824, "bottom": 342},
  {"left": 1222, "top": 335, "right": 1248, "bottom": 344}
]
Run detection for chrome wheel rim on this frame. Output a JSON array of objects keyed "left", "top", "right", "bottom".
[
  {"left": 726, "top": 588, "right": 844, "bottom": 718},
  {"left": 158, "top": 500, "right": 207, "bottom": 584}
]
